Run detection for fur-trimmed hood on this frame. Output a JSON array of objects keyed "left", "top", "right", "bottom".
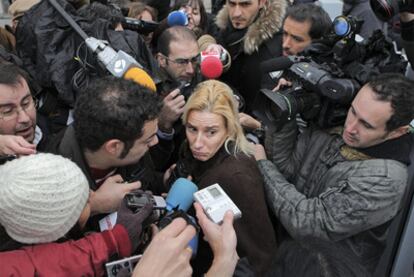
[{"left": 215, "top": 0, "right": 287, "bottom": 54}]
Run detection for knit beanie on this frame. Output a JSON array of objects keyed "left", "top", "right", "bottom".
[{"left": 0, "top": 153, "right": 89, "bottom": 244}]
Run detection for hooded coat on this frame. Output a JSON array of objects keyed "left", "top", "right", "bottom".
[{"left": 215, "top": 0, "right": 286, "bottom": 112}]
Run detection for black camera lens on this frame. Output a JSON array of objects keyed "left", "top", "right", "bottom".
[{"left": 370, "top": 0, "right": 398, "bottom": 21}]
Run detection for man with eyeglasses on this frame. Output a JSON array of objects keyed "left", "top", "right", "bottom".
[
  {"left": 152, "top": 26, "right": 203, "bottom": 169},
  {"left": 0, "top": 63, "right": 45, "bottom": 157}
]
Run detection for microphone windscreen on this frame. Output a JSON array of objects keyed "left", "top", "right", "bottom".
[
  {"left": 166, "top": 178, "right": 198, "bottom": 212},
  {"left": 124, "top": 67, "right": 157, "bottom": 92},
  {"left": 200, "top": 56, "right": 223, "bottom": 79},
  {"left": 260, "top": 56, "right": 294, "bottom": 73},
  {"left": 167, "top": 10, "right": 188, "bottom": 26}
]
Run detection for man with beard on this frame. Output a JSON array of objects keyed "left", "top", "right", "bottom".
[
  {"left": 152, "top": 26, "right": 203, "bottom": 169},
  {"left": 214, "top": 0, "right": 286, "bottom": 112},
  {"left": 261, "top": 3, "right": 332, "bottom": 89}
]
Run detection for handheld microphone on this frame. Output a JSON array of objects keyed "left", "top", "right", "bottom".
[
  {"left": 200, "top": 56, "right": 223, "bottom": 79},
  {"left": 162, "top": 178, "right": 199, "bottom": 256},
  {"left": 167, "top": 10, "right": 188, "bottom": 26},
  {"left": 165, "top": 178, "right": 198, "bottom": 212},
  {"left": 260, "top": 56, "right": 299, "bottom": 73}
]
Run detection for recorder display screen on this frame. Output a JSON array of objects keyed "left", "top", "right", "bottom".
[{"left": 208, "top": 187, "right": 221, "bottom": 199}]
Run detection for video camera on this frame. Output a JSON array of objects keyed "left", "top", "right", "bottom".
[{"left": 254, "top": 15, "right": 407, "bottom": 130}]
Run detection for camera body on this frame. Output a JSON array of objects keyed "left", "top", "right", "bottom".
[{"left": 125, "top": 191, "right": 167, "bottom": 220}]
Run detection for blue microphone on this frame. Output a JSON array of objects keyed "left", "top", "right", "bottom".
[
  {"left": 167, "top": 10, "right": 188, "bottom": 26},
  {"left": 165, "top": 178, "right": 198, "bottom": 212},
  {"left": 160, "top": 178, "right": 199, "bottom": 257}
]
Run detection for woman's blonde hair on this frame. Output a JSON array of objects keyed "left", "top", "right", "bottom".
[{"left": 182, "top": 80, "right": 253, "bottom": 156}]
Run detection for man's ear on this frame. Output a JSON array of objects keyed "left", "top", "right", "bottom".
[
  {"left": 259, "top": 0, "right": 267, "bottom": 9},
  {"left": 386, "top": 125, "right": 410, "bottom": 141},
  {"left": 156, "top": 53, "right": 167, "bottom": 68},
  {"left": 103, "top": 139, "right": 124, "bottom": 157}
]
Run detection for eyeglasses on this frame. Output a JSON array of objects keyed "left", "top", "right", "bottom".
[
  {"left": 164, "top": 53, "right": 200, "bottom": 67},
  {"left": 0, "top": 96, "right": 36, "bottom": 121}
]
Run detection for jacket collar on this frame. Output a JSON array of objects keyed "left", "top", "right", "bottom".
[{"left": 215, "top": 0, "right": 286, "bottom": 54}]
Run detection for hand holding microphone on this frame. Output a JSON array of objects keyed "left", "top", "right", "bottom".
[{"left": 197, "top": 35, "right": 231, "bottom": 79}]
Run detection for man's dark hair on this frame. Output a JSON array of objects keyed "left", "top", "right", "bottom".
[
  {"left": 0, "top": 62, "right": 30, "bottom": 87},
  {"left": 78, "top": 2, "right": 124, "bottom": 29},
  {"left": 157, "top": 26, "right": 197, "bottom": 56},
  {"left": 74, "top": 76, "right": 162, "bottom": 158},
  {"left": 368, "top": 73, "right": 414, "bottom": 132},
  {"left": 265, "top": 238, "right": 370, "bottom": 277},
  {"left": 285, "top": 3, "right": 332, "bottom": 40}
]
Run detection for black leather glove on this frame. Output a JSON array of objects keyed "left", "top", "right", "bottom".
[{"left": 116, "top": 196, "right": 153, "bottom": 252}]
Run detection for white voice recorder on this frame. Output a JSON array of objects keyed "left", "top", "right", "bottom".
[{"left": 193, "top": 183, "right": 242, "bottom": 224}]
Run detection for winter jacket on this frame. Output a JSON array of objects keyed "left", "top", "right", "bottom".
[
  {"left": 179, "top": 143, "right": 277, "bottom": 276},
  {"left": 0, "top": 225, "right": 132, "bottom": 277},
  {"left": 257, "top": 120, "right": 409, "bottom": 272},
  {"left": 215, "top": 0, "right": 286, "bottom": 112}
]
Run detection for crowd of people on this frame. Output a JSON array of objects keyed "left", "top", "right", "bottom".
[{"left": 0, "top": 0, "right": 413, "bottom": 276}]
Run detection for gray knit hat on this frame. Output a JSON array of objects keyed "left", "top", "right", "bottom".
[{"left": 0, "top": 153, "right": 89, "bottom": 244}]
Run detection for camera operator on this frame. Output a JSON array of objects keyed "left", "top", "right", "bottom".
[
  {"left": 254, "top": 73, "right": 414, "bottom": 272},
  {"left": 261, "top": 3, "right": 332, "bottom": 89}
]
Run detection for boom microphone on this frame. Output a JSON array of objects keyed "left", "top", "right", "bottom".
[
  {"left": 47, "top": 0, "right": 157, "bottom": 92},
  {"left": 260, "top": 56, "right": 297, "bottom": 73},
  {"left": 200, "top": 56, "right": 223, "bottom": 79},
  {"left": 167, "top": 10, "right": 188, "bottom": 26}
]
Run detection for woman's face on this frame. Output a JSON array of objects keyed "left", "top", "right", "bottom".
[
  {"left": 182, "top": 0, "right": 201, "bottom": 30},
  {"left": 186, "top": 110, "right": 228, "bottom": 161}
]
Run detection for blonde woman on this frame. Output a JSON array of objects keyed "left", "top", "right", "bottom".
[{"left": 178, "top": 80, "right": 276, "bottom": 276}]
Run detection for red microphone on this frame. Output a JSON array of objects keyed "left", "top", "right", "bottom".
[{"left": 200, "top": 55, "right": 223, "bottom": 79}]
